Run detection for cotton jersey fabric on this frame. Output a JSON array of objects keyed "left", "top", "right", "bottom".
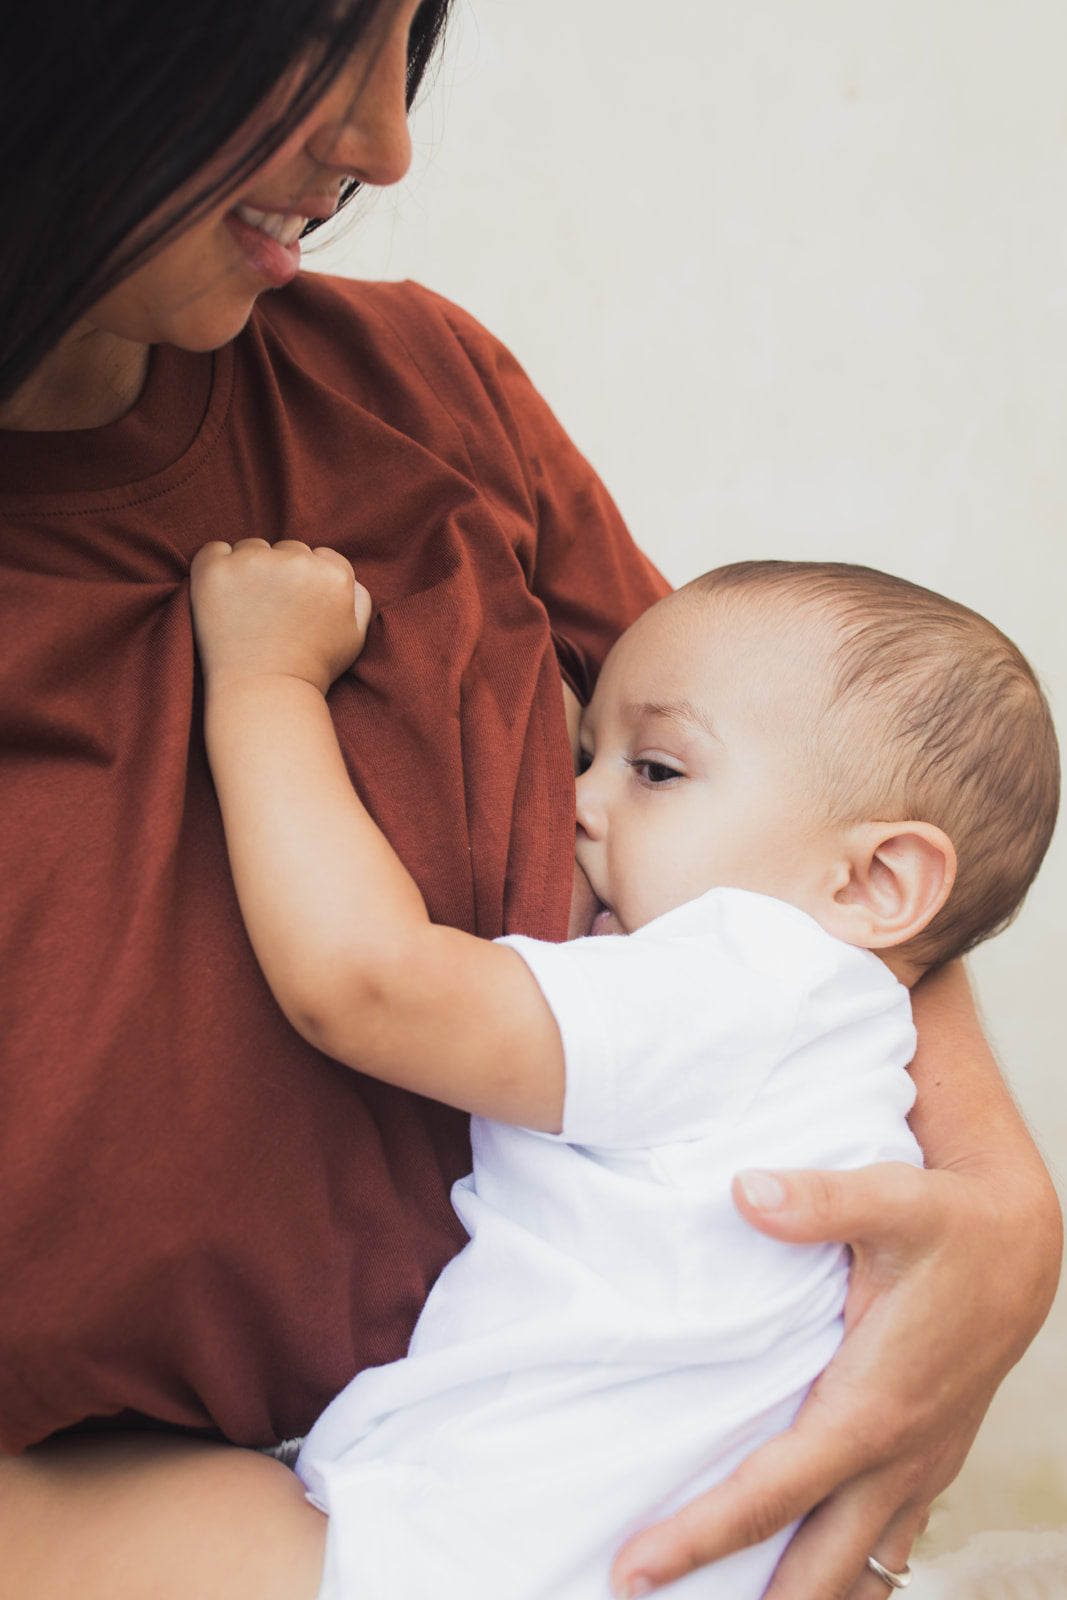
[
  {"left": 298, "top": 889, "right": 922, "bottom": 1600},
  {"left": 0, "top": 274, "right": 667, "bottom": 1454}
]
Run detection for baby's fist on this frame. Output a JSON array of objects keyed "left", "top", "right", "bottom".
[{"left": 190, "top": 539, "right": 372, "bottom": 693}]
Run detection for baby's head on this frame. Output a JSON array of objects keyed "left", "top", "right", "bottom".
[{"left": 576, "top": 561, "right": 1059, "bottom": 980}]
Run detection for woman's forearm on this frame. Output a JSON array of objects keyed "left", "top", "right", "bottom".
[
  {"left": 909, "top": 957, "right": 1062, "bottom": 1343},
  {"left": 909, "top": 959, "right": 1022, "bottom": 1157},
  {"left": 910, "top": 960, "right": 1060, "bottom": 1200}
]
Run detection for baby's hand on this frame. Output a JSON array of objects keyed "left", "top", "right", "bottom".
[{"left": 190, "top": 539, "right": 372, "bottom": 695}]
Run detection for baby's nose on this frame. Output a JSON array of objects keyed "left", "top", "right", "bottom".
[{"left": 574, "top": 771, "right": 605, "bottom": 839}]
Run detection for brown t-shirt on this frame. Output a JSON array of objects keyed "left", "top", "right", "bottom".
[{"left": 0, "top": 276, "right": 668, "bottom": 1453}]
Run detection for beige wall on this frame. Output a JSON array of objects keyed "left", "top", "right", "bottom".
[{"left": 308, "top": 0, "right": 1067, "bottom": 1554}]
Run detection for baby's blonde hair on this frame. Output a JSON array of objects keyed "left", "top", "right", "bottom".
[{"left": 687, "top": 561, "right": 1059, "bottom": 968}]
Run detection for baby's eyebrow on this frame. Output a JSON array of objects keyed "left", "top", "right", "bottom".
[{"left": 627, "top": 699, "right": 720, "bottom": 744}]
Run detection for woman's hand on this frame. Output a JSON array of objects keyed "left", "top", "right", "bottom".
[
  {"left": 610, "top": 962, "right": 1062, "bottom": 1600},
  {"left": 190, "top": 539, "right": 372, "bottom": 696}
]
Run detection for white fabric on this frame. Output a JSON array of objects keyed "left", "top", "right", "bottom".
[{"left": 299, "top": 889, "right": 921, "bottom": 1599}]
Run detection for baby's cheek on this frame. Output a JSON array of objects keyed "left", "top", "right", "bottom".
[
  {"left": 561, "top": 680, "right": 583, "bottom": 774},
  {"left": 567, "top": 861, "right": 598, "bottom": 940}
]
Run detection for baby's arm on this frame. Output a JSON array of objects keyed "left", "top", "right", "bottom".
[{"left": 189, "top": 539, "right": 565, "bottom": 1132}]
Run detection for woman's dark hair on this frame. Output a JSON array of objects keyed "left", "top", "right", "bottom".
[{"left": 1, "top": 0, "right": 450, "bottom": 403}]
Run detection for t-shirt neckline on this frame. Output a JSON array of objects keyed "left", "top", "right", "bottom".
[{"left": 0, "top": 340, "right": 229, "bottom": 503}]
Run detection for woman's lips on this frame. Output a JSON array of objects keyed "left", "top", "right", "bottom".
[{"left": 224, "top": 205, "right": 306, "bottom": 288}]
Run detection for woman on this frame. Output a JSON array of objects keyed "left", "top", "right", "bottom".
[{"left": 0, "top": 2, "right": 1059, "bottom": 1597}]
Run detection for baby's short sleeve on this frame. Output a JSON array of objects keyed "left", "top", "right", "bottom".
[{"left": 498, "top": 892, "right": 818, "bottom": 1148}]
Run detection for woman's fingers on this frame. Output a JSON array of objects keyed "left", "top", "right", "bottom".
[
  {"left": 851, "top": 1502, "right": 929, "bottom": 1600},
  {"left": 761, "top": 1475, "right": 929, "bottom": 1600},
  {"left": 732, "top": 1162, "right": 935, "bottom": 1253},
  {"left": 610, "top": 1160, "right": 1009, "bottom": 1598},
  {"left": 609, "top": 1397, "right": 861, "bottom": 1597},
  {"left": 610, "top": 1404, "right": 934, "bottom": 1600}
]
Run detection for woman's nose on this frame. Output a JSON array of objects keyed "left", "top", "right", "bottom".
[{"left": 304, "top": 10, "right": 414, "bottom": 187}]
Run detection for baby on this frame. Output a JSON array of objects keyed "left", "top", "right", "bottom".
[{"left": 190, "top": 549, "right": 1058, "bottom": 1600}]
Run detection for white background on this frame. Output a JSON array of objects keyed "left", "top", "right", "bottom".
[{"left": 307, "top": 0, "right": 1067, "bottom": 1555}]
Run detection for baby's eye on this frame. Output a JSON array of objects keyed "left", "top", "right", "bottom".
[
  {"left": 576, "top": 748, "right": 593, "bottom": 775},
  {"left": 630, "top": 758, "right": 682, "bottom": 786}
]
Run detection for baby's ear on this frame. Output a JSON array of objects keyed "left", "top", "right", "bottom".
[{"left": 824, "top": 822, "right": 956, "bottom": 953}]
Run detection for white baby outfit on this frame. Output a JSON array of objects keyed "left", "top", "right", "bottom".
[{"left": 299, "top": 889, "right": 922, "bottom": 1599}]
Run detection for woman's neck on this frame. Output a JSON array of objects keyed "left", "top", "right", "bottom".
[{"left": 0, "top": 328, "right": 150, "bottom": 431}]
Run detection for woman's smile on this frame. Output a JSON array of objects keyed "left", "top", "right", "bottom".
[{"left": 224, "top": 205, "right": 323, "bottom": 288}]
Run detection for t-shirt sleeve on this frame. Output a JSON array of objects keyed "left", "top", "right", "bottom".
[
  {"left": 430, "top": 293, "right": 671, "bottom": 700},
  {"left": 498, "top": 902, "right": 805, "bottom": 1149}
]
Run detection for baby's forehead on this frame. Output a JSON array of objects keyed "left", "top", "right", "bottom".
[
  {"left": 628, "top": 587, "right": 840, "bottom": 695},
  {"left": 587, "top": 593, "right": 843, "bottom": 762}
]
